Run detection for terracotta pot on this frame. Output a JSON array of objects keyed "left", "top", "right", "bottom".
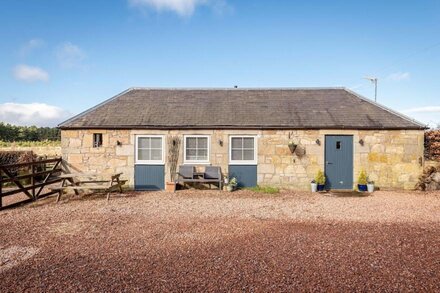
[{"left": 165, "top": 182, "right": 177, "bottom": 192}]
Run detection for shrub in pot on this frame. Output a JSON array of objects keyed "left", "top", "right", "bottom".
[
  {"left": 226, "top": 177, "right": 237, "bottom": 192},
  {"left": 310, "top": 180, "right": 317, "bottom": 192},
  {"left": 358, "top": 170, "right": 368, "bottom": 192},
  {"left": 315, "top": 170, "right": 326, "bottom": 191},
  {"left": 367, "top": 180, "right": 374, "bottom": 193}
]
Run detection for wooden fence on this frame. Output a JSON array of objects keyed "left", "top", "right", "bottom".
[{"left": 0, "top": 157, "right": 63, "bottom": 210}]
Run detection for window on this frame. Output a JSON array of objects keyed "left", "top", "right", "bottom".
[
  {"left": 229, "top": 136, "right": 257, "bottom": 165},
  {"left": 93, "top": 133, "right": 103, "bottom": 148},
  {"left": 336, "top": 141, "right": 341, "bottom": 150},
  {"left": 184, "top": 135, "right": 210, "bottom": 164},
  {"left": 136, "top": 135, "right": 164, "bottom": 164}
]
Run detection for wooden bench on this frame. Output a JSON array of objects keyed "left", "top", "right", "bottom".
[
  {"left": 176, "top": 166, "right": 222, "bottom": 190},
  {"left": 51, "top": 173, "right": 127, "bottom": 201}
]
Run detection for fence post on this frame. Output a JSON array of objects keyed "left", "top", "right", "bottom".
[{"left": 30, "top": 155, "right": 35, "bottom": 200}]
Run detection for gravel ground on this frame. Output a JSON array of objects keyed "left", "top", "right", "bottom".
[{"left": 1, "top": 190, "right": 439, "bottom": 292}]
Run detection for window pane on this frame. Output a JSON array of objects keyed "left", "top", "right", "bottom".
[
  {"left": 231, "top": 149, "right": 242, "bottom": 160},
  {"left": 138, "top": 149, "right": 150, "bottom": 160},
  {"left": 231, "top": 137, "right": 242, "bottom": 149},
  {"left": 243, "top": 150, "right": 254, "bottom": 160},
  {"left": 138, "top": 137, "right": 150, "bottom": 148},
  {"left": 186, "top": 137, "right": 197, "bottom": 148},
  {"left": 243, "top": 138, "right": 254, "bottom": 149},
  {"left": 198, "top": 149, "right": 208, "bottom": 160},
  {"left": 151, "top": 149, "right": 162, "bottom": 160},
  {"left": 197, "top": 137, "right": 208, "bottom": 148},
  {"left": 186, "top": 149, "right": 197, "bottom": 160},
  {"left": 150, "top": 137, "right": 162, "bottom": 148}
]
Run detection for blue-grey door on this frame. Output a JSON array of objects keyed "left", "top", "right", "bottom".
[
  {"left": 135, "top": 165, "right": 165, "bottom": 190},
  {"left": 324, "top": 135, "right": 353, "bottom": 190},
  {"left": 228, "top": 165, "right": 257, "bottom": 188}
]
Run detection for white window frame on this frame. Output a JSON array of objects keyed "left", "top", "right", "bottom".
[
  {"left": 183, "top": 135, "right": 211, "bottom": 164},
  {"left": 135, "top": 135, "right": 165, "bottom": 165},
  {"left": 229, "top": 135, "right": 258, "bottom": 165}
]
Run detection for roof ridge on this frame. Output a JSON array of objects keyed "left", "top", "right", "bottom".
[
  {"left": 343, "top": 88, "right": 427, "bottom": 129},
  {"left": 129, "top": 87, "right": 346, "bottom": 91}
]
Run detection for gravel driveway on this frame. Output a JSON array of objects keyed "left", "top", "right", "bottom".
[{"left": 1, "top": 190, "right": 439, "bottom": 291}]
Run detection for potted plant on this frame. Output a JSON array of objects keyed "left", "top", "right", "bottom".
[
  {"left": 315, "top": 170, "right": 326, "bottom": 191},
  {"left": 310, "top": 179, "right": 317, "bottom": 192},
  {"left": 288, "top": 141, "right": 297, "bottom": 154},
  {"left": 367, "top": 180, "right": 375, "bottom": 193},
  {"left": 357, "top": 170, "right": 368, "bottom": 192},
  {"left": 166, "top": 136, "right": 181, "bottom": 193},
  {"left": 226, "top": 177, "right": 237, "bottom": 192}
]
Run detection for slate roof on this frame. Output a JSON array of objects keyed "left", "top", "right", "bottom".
[{"left": 59, "top": 88, "right": 426, "bottom": 130}]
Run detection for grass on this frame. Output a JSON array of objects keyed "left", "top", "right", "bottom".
[
  {"left": 0, "top": 140, "right": 61, "bottom": 147},
  {"left": 246, "top": 185, "right": 280, "bottom": 194}
]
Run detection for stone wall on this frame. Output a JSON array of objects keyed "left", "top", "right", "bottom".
[{"left": 61, "top": 129, "right": 424, "bottom": 190}]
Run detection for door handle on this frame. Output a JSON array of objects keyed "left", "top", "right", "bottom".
[{"left": 326, "top": 161, "right": 332, "bottom": 165}]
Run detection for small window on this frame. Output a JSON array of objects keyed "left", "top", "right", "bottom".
[
  {"left": 229, "top": 136, "right": 257, "bottom": 165},
  {"left": 184, "top": 135, "right": 210, "bottom": 164},
  {"left": 136, "top": 136, "right": 164, "bottom": 164},
  {"left": 93, "top": 133, "right": 103, "bottom": 148},
  {"left": 336, "top": 141, "right": 341, "bottom": 150}
]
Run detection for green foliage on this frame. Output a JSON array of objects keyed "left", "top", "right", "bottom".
[
  {"left": 0, "top": 122, "right": 60, "bottom": 142},
  {"left": 315, "top": 170, "right": 326, "bottom": 185},
  {"left": 227, "top": 177, "right": 238, "bottom": 186},
  {"left": 247, "top": 185, "right": 280, "bottom": 194},
  {"left": 358, "top": 170, "right": 368, "bottom": 185}
]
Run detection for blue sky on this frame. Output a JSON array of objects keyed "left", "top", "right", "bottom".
[{"left": 0, "top": 0, "right": 439, "bottom": 127}]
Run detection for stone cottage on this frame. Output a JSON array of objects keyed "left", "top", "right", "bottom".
[{"left": 59, "top": 88, "right": 426, "bottom": 190}]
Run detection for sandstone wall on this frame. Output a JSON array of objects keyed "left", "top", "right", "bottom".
[{"left": 61, "top": 129, "right": 424, "bottom": 190}]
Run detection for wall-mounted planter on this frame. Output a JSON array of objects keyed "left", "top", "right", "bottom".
[
  {"left": 295, "top": 146, "right": 306, "bottom": 157},
  {"left": 288, "top": 144, "right": 297, "bottom": 154}
]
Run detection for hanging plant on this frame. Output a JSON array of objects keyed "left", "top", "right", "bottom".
[{"left": 288, "top": 141, "right": 297, "bottom": 154}]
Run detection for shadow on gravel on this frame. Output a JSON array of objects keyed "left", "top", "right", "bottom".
[{"left": 324, "top": 191, "right": 371, "bottom": 197}]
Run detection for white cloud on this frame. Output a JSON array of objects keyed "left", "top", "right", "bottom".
[
  {"left": 0, "top": 102, "right": 70, "bottom": 127},
  {"left": 387, "top": 72, "right": 410, "bottom": 81},
  {"left": 20, "top": 39, "right": 45, "bottom": 56},
  {"left": 402, "top": 106, "right": 440, "bottom": 129},
  {"left": 56, "top": 42, "right": 86, "bottom": 69},
  {"left": 128, "top": 0, "right": 228, "bottom": 16},
  {"left": 402, "top": 106, "right": 440, "bottom": 113},
  {"left": 13, "top": 64, "right": 49, "bottom": 82}
]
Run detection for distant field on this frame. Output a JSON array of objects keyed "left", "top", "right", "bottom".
[{"left": 0, "top": 140, "right": 60, "bottom": 147}]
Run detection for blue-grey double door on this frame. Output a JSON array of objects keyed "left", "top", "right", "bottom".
[
  {"left": 135, "top": 165, "right": 164, "bottom": 190},
  {"left": 228, "top": 165, "right": 257, "bottom": 188},
  {"left": 324, "top": 135, "right": 353, "bottom": 190}
]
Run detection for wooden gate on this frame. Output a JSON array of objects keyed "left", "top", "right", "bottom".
[{"left": 0, "top": 157, "right": 63, "bottom": 210}]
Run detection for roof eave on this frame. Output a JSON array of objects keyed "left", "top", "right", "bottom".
[{"left": 59, "top": 125, "right": 426, "bottom": 131}]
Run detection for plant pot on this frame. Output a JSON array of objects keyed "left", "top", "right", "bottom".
[
  {"left": 311, "top": 183, "right": 317, "bottom": 192},
  {"left": 288, "top": 144, "right": 297, "bottom": 154},
  {"left": 367, "top": 184, "right": 374, "bottom": 193},
  {"left": 165, "top": 182, "right": 177, "bottom": 192},
  {"left": 226, "top": 185, "right": 234, "bottom": 192},
  {"left": 317, "top": 184, "right": 325, "bottom": 192},
  {"left": 358, "top": 184, "right": 368, "bottom": 192}
]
